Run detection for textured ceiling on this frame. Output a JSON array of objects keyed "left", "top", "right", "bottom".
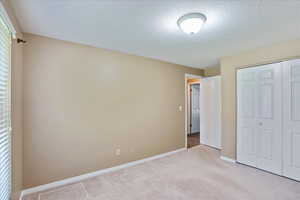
[{"left": 10, "top": 0, "right": 300, "bottom": 68}]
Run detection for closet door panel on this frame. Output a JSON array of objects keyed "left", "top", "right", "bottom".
[
  {"left": 257, "top": 83, "right": 273, "bottom": 119},
  {"left": 237, "top": 68, "right": 257, "bottom": 167},
  {"left": 283, "top": 59, "right": 300, "bottom": 181},
  {"left": 255, "top": 64, "right": 282, "bottom": 175},
  {"left": 237, "top": 64, "right": 282, "bottom": 174}
]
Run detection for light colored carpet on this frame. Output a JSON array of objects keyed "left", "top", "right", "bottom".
[{"left": 23, "top": 146, "right": 300, "bottom": 200}]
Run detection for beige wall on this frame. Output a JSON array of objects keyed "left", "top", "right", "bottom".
[
  {"left": 1, "top": 0, "right": 24, "bottom": 199},
  {"left": 23, "top": 33, "right": 204, "bottom": 188},
  {"left": 220, "top": 38, "right": 300, "bottom": 159},
  {"left": 204, "top": 65, "right": 220, "bottom": 77}
]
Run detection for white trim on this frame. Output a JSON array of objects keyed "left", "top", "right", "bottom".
[
  {"left": 20, "top": 148, "right": 186, "bottom": 198},
  {"left": 201, "top": 142, "right": 221, "bottom": 150},
  {"left": 0, "top": 2, "right": 17, "bottom": 38},
  {"left": 185, "top": 73, "right": 202, "bottom": 148},
  {"left": 185, "top": 74, "right": 203, "bottom": 79},
  {"left": 203, "top": 75, "right": 221, "bottom": 80},
  {"left": 220, "top": 156, "right": 236, "bottom": 163}
]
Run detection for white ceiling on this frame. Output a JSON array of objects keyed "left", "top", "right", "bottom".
[{"left": 10, "top": 0, "right": 300, "bottom": 69}]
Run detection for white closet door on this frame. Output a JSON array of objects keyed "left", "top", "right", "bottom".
[
  {"left": 282, "top": 59, "right": 300, "bottom": 181},
  {"left": 237, "top": 63, "right": 282, "bottom": 175},
  {"left": 237, "top": 67, "right": 257, "bottom": 167},
  {"left": 255, "top": 63, "right": 282, "bottom": 175}
]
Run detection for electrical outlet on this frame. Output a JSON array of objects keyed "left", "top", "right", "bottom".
[
  {"left": 115, "top": 148, "right": 121, "bottom": 156},
  {"left": 179, "top": 105, "right": 183, "bottom": 111}
]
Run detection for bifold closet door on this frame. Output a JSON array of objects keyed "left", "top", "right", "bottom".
[
  {"left": 237, "top": 63, "right": 282, "bottom": 175},
  {"left": 282, "top": 59, "right": 300, "bottom": 181},
  {"left": 255, "top": 64, "right": 282, "bottom": 174},
  {"left": 237, "top": 67, "right": 257, "bottom": 167}
]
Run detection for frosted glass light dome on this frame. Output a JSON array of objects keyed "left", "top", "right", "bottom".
[{"left": 177, "top": 13, "right": 207, "bottom": 35}]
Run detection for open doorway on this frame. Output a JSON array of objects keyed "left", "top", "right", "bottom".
[
  {"left": 188, "top": 82, "right": 200, "bottom": 148},
  {"left": 185, "top": 74, "right": 202, "bottom": 149}
]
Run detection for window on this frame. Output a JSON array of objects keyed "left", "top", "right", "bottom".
[{"left": 0, "top": 14, "right": 11, "bottom": 200}]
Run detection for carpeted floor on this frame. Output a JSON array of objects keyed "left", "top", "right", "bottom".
[{"left": 23, "top": 146, "right": 300, "bottom": 200}]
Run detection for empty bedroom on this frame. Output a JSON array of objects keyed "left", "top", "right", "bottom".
[{"left": 0, "top": 0, "right": 299, "bottom": 200}]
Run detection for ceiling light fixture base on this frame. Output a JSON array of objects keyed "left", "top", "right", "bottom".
[{"left": 177, "top": 13, "right": 207, "bottom": 35}]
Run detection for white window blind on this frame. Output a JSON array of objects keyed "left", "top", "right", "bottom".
[{"left": 0, "top": 14, "right": 11, "bottom": 200}]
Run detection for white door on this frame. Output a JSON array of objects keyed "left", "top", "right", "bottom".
[
  {"left": 200, "top": 76, "right": 221, "bottom": 149},
  {"left": 282, "top": 59, "right": 300, "bottom": 181},
  {"left": 200, "top": 79, "right": 211, "bottom": 145},
  {"left": 255, "top": 64, "right": 282, "bottom": 175},
  {"left": 213, "top": 76, "right": 222, "bottom": 149},
  {"left": 191, "top": 84, "right": 200, "bottom": 133},
  {"left": 237, "top": 67, "right": 257, "bottom": 167},
  {"left": 237, "top": 63, "right": 282, "bottom": 175}
]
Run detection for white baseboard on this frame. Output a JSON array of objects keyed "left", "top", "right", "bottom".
[
  {"left": 220, "top": 156, "right": 236, "bottom": 163},
  {"left": 200, "top": 141, "right": 221, "bottom": 150},
  {"left": 20, "top": 148, "right": 186, "bottom": 198}
]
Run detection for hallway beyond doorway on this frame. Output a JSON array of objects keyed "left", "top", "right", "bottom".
[{"left": 187, "top": 132, "right": 200, "bottom": 148}]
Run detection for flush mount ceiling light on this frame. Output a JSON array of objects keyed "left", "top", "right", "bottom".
[{"left": 177, "top": 13, "right": 207, "bottom": 35}]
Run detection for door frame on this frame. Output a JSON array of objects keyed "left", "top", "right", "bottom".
[{"left": 185, "top": 74, "right": 202, "bottom": 149}]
